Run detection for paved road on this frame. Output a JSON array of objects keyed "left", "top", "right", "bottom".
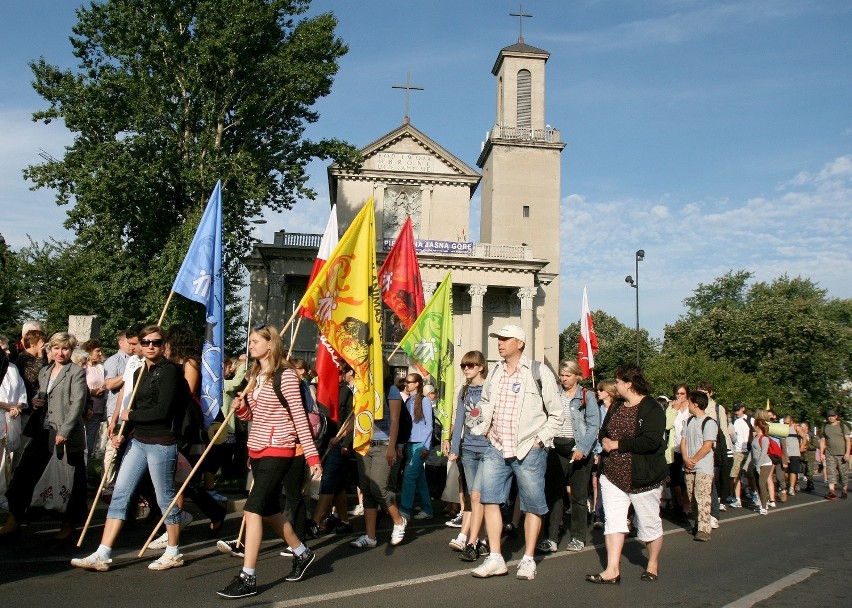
[{"left": 1, "top": 484, "right": 849, "bottom": 607}]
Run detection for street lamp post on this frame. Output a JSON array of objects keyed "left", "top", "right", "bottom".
[{"left": 624, "top": 249, "right": 645, "bottom": 365}]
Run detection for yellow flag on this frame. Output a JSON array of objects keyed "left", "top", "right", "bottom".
[{"left": 299, "top": 199, "right": 384, "bottom": 454}]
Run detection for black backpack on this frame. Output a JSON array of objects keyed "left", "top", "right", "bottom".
[{"left": 397, "top": 397, "right": 413, "bottom": 444}]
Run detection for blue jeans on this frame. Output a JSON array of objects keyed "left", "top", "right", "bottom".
[
  {"left": 460, "top": 449, "right": 486, "bottom": 494},
  {"left": 401, "top": 442, "right": 432, "bottom": 516},
  {"left": 479, "top": 443, "right": 548, "bottom": 515},
  {"left": 107, "top": 439, "right": 180, "bottom": 525}
]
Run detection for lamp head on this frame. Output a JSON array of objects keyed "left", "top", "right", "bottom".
[
  {"left": 625, "top": 275, "right": 635, "bottom": 286},
  {"left": 636, "top": 249, "right": 645, "bottom": 261}
]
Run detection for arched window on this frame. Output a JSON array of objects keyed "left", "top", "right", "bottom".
[{"left": 517, "top": 69, "right": 531, "bottom": 129}]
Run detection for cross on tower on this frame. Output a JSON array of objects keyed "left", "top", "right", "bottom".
[
  {"left": 392, "top": 71, "right": 424, "bottom": 124},
  {"left": 510, "top": 4, "right": 532, "bottom": 43}
]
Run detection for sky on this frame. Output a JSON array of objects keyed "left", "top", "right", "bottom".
[{"left": 2, "top": 0, "right": 851, "bottom": 339}]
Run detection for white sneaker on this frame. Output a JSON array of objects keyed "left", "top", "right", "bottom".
[
  {"left": 710, "top": 516, "right": 719, "bottom": 529},
  {"left": 217, "top": 539, "right": 245, "bottom": 557},
  {"left": 390, "top": 517, "right": 407, "bottom": 546},
  {"left": 148, "top": 551, "right": 184, "bottom": 571},
  {"left": 445, "top": 512, "right": 463, "bottom": 528},
  {"left": 413, "top": 511, "right": 433, "bottom": 520},
  {"left": 536, "top": 539, "right": 557, "bottom": 553},
  {"left": 768, "top": 501, "right": 776, "bottom": 508},
  {"left": 719, "top": 503, "right": 727, "bottom": 512},
  {"left": 565, "top": 538, "right": 585, "bottom": 552},
  {"left": 348, "top": 504, "right": 364, "bottom": 517},
  {"left": 350, "top": 534, "right": 377, "bottom": 548},
  {"left": 516, "top": 558, "right": 537, "bottom": 580},
  {"left": 472, "top": 554, "right": 508, "bottom": 578},
  {"left": 71, "top": 552, "right": 112, "bottom": 572},
  {"left": 448, "top": 536, "right": 466, "bottom": 551},
  {"left": 149, "top": 511, "right": 193, "bottom": 550}
]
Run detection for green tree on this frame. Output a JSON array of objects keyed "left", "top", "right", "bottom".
[
  {"left": 21, "top": 0, "right": 360, "bottom": 349},
  {"left": 0, "top": 236, "right": 23, "bottom": 337},
  {"left": 559, "top": 310, "right": 658, "bottom": 384},
  {"left": 663, "top": 272, "right": 852, "bottom": 423}
]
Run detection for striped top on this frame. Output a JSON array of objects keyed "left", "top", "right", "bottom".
[{"left": 238, "top": 367, "right": 320, "bottom": 466}]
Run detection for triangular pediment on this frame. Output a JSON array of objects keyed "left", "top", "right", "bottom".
[{"left": 337, "top": 122, "right": 480, "bottom": 181}]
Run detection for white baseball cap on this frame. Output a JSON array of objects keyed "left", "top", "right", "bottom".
[{"left": 488, "top": 324, "right": 527, "bottom": 343}]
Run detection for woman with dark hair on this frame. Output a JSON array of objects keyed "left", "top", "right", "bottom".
[
  {"left": 586, "top": 364, "right": 666, "bottom": 584},
  {"left": 349, "top": 363, "right": 409, "bottom": 549},
  {"left": 1, "top": 332, "right": 88, "bottom": 542},
  {"left": 399, "top": 372, "right": 434, "bottom": 521},
  {"left": 71, "top": 326, "right": 189, "bottom": 570},
  {"left": 216, "top": 325, "right": 321, "bottom": 599}
]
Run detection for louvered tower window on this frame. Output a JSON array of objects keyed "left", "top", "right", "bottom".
[{"left": 517, "top": 69, "right": 531, "bottom": 129}]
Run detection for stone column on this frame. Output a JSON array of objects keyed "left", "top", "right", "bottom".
[
  {"left": 467, "top": 284, "right": 488, "bottom": 353},
  {"left": 517, "top": 287, "right": 537, "bottom": 358}
]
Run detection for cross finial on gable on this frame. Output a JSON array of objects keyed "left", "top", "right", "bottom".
[{"left": 392, "top": 71, "right": 425, "bottom": 124}]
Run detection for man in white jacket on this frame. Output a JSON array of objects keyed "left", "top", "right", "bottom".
[{"left": 469, "top": 325, "right": 562, "bottom": 581}]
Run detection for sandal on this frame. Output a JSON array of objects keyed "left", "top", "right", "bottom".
[
  {"left": 585, "top": 573, "right": 621, "bottom": 584},
  {"left": 641, "top": 571, "right": 658, "bottom": 581}
]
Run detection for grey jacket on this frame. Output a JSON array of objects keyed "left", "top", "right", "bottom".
[
  {"left": 565, "top": 385, "right": 601, "bottom": 458},
  {"left": 470, "top": 355, "right": 563, "bottom": 460},
  {"left": 41, "top": 362, "right": 88, "bottom": 453}
]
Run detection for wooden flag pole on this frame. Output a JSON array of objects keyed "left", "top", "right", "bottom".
[
  {"left": 277, "top": 306, "right": 301, "bottom": 338},
  {"left": 77, "top": 290, "right": 176, "bottom": 547},
  {"left": 286, "top": 316, "right": 303, "bottom": 359},
  {"left": 138, "top": 407, "right": 237, "bottom": 556}
]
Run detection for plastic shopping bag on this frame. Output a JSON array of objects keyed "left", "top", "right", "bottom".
[{"left": 31, "top": 448, "right": 75, "bottom": 513}]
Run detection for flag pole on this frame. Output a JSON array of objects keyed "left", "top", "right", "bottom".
[
  {"left": 78, "top": 290, "right": 175, "bottom": 547},
  {"left": 277, "top": 305, "right": 301, "bottom": 338},
  {"left": 286, "top": 316, "right": 303, "bottom": 359},
  {"left": 138, "top": 407, "right": 237, "bottom": 556}
]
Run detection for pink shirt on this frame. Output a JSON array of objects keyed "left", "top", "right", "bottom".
[{"left": 488, "top": 361, "right": 524, "bottom": 458}]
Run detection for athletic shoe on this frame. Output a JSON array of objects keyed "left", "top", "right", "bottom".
[
  {"left": 445, "top": 512, "right": 463, "bottom": 528},
  {"left": 348, "top": 504, "right": 364, "bottom": 517},
  {"left": 788, "top": 488, "right": 795, "bottom": 497},
  {"left": 593, "top": 519, "right": 604, "bottom": 529},
  {"left": 767, "top": 501, "right": 776, "bottom": 508},
  {"left": 710, "top": 516, "right": 719, "bottom": 529},
  {"left": 502, "top": 522, "right": 518, "bottom": 538},
  {"left": 280, "top": 547, "right": 294, "bottom": 556},
  {"left": 207, "top": 489, "right": 228, "bottom": 502},
  {"left": 565, "top": 538, "right": 585, "bottom": 552},
  {"left": 758, "top": 508, "right": 768, "bottom": 515},
  {"left": 693, "top": 531, "right": 711, "bottom": 542},
  {"left": 448, "top": 536, "right": 466, "bottom": 551},
  {"left": 216, "top": 570, "right": 257, "bottom": 599},
  {"left": 350, "top": 535, "right": 377, "bottom": 549},
  {"left": 413, "top": 511, "right": 433, "bottom": 520},
  {"left": 390, "top": 517, "right": 407, "bottom": 546},
  {"left": 320, "top": 514, "right": 340, "bottom": 534},
  {"left": 536, "top": 539, "right": 557, "bottom": 553},
  {"left": 459, "top": 543, "right": 480, "bottom": 562},
  {"left": 516, "top": 558, "right": 537, "bottom": 580},
  {"left": 217, "top": 539, "right": 245, "bottom": 558},
  {"left": 305, "top": 519, "right": 321, "bottom": 538},
  {"left": 149, "top": 511, "right": 194, "bottom": 550},
  {"left": 335, "top": 520, "right": 353, "bottom": 534},
  {"left": 728, "top": 499, "right": 742, "bottom": 508},
  {"left": 284, "top": 548, "right": 316, "bottom": 582},
  {"left": 472, "top": 554, "right": 508, "bottom": 578},
  {"left": 70, "top": 553, "right": 112, "bottom": 571},
  {"left": 148, "top": 551, "right": 184, "bottom": 571},
  {"left": 718, "top": 503, "right": 727, "bottom": 512}
]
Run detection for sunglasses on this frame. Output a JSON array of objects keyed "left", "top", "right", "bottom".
[
  {"left": 140, "top": 338, "right": 164, "bottom": 347},
  {"left": 253, "top": 322, "right": 266, "bottom": 330},
  {"left": 406, "top": 379, "right": 419, "bottom": 384},
  {"left": 460, "top": 362, "right": 478, "bottom": 369}
]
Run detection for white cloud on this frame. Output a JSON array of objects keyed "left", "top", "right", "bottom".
[{"left": 560, "top": 154, "right": 852, "bottom": 338}]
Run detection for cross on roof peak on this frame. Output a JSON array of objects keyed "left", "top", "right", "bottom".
[
  {"left": 392, "top": 71, "right": 425, "bottom": 124},
  {"left": 510, "top": 4, "right": 533, "bottom": 43}
]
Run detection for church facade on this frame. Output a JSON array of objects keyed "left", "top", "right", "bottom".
[{"left": 246, "top": 37, "right": 565, "bottom": 372}]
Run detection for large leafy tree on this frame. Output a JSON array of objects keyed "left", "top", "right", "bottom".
[
  {"left": 559, "top": 310, "right": 659, "bottom": 385},
  {"left": 22, "top": 0, "right": 359, "bottom": 348},
  {"left": 0, "top": 235, "right": 23, "bottom": 337},
  {"left": 664, "top": 272, "right": 852, "bottom": 423}
]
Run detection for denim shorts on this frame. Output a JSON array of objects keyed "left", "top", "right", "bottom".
[
  {"left": 460, "top": 449, "right": 486, "bottom": 495},
  {"left": 479, "top": 443, "right": 548, "bottom": 515}
]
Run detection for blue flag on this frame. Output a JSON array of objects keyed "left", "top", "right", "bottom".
[{"left": 172, "top": 181, "right": 224, "bottom": 427}]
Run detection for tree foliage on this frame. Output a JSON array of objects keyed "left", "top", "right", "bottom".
[
  {"left": 559, "top": 310, "right": 659, "bottom": 384},
  {"left": 21, "top": 0, "right": 360, "bottom": 350},
  {"left": 0, "top": 236, "right": 23, "bottom": 337},
  {"left": 663, "top": 273, "right": 852, "bottom": 423}
]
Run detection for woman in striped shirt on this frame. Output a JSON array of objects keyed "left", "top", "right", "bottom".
[{"left": 217, "top": 325, "right": 322, "bottom": 599}]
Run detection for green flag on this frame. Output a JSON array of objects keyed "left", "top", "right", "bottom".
[{"left": 399, "top": 272, "right": 454, "bottom": 442}]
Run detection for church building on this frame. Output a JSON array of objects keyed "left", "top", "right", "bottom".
[{"left": 246, "top": 34, "right": 565, "bottom": 372}]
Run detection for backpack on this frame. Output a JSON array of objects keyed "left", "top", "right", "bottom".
[
  {"left": 396, "top": 396, "right": 413, "bottom": 444},
  {"left": 272, "top": 371, "right": 328, "bottom": 445},
  {"left": 767, "top": 436, "right": 783, "bottom": 464},
  {"left": 711, "top": 404, "right": 727, "bottom": 466},
  {"left": 687, "top": 415, "right": 722, "bottom": 466}
]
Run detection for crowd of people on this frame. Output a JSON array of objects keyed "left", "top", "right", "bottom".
[{"left": 1, "top": 320, "right": 849, "bottom": 598}]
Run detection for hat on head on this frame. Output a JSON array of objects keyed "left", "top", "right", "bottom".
[
  {"left": 657, "top": 395, "right": 670, "bottom": 402},
  {"left": 488, "top": 324, "right": 527, "bottom": 343},
  {"left": 423, "top": 384, "right": 436, "bottom": 395},
  {"left": 733, "top": 402, "right": 745, "bottom": 412},
  {"left": 826, "top": 409, "right": 838, "bottom": 417}
]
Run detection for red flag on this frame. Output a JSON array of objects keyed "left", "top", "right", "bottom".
[
  {"left": 378, "top": 217, "right": 425, "bottom": 330},
  {"left": 304, "top": 205, "right": 341, "bottom": 421},
  {"left": 578, "top": 287, "right": 598, "bottom": 379}
]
